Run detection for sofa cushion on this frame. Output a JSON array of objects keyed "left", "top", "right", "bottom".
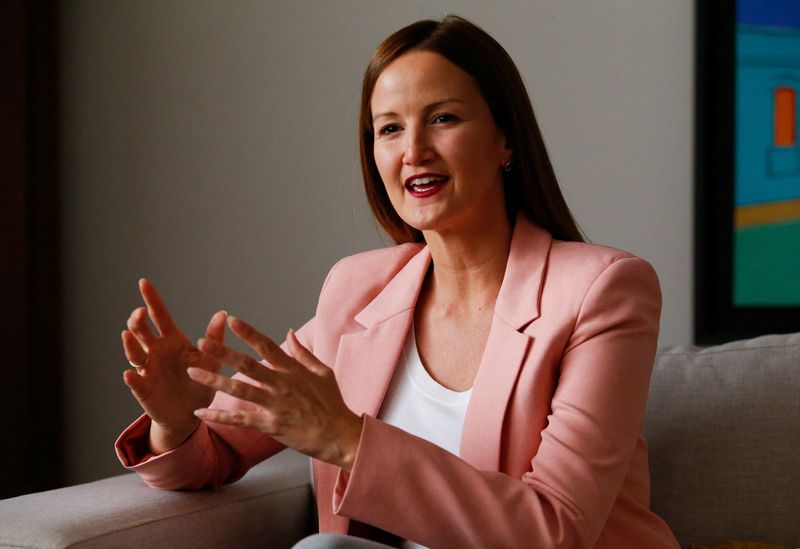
[{"left": 644, "top": 332, "right": 800, "bottom": 547}]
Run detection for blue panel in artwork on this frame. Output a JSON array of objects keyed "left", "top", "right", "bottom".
[{"left": 737, "top": 0, "right": 800, "bottom": 29}]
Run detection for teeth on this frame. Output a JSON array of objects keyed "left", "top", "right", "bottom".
[{"left": 409, "top": 176, "right": 446, "bottom": 188}]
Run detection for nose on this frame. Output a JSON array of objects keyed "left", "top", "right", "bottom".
[{"left": 402, "top": 126, "right": 434, "bottom": 166}]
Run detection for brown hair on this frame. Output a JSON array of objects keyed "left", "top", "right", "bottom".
[{"left": 359, "top": 15, "right": 585, "bottom": 244}]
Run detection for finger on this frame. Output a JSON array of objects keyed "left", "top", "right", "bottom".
[
  {"left": 187, "top": 366, "right": 267, "bottom": 404},
  {"left": 122, "top": 369, "right": 149, "bottom": 400},
  {"left": 205, "top": 310, "right": 227, "bottom": 343},
  {"left": 139, "top": 278, "right": 180, "bottom": 337},
  {"left": 193, "top": 407, "right": 266, "bottom": 430},
  {"left": 196, "top": 338, "right": 278, "bottom": 385},
  {"left": 286, "top": 329, "right": 330, "bottom": 377},
  {"left": 227, "top": 315, "right": 295, "bottom": 371},
  {"left": 127, "top": 307, "right": 158, "bottom": 348},
  {"left": 121, "top": 330, "right": 147, "bottom": 366}
]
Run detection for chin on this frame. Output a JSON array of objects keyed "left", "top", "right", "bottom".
[
  {"left": 397, "top": 209, "right": 451, "bottom": 233},
  {"left": 403, "top": 216, "right": 466, "bottom": 237}
]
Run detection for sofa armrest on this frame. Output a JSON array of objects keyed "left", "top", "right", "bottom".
[{"left": 0, "top": 449, "right": 315, "bottom": 549}]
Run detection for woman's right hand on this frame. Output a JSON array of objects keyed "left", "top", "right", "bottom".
[{"left": 121, "top": 278, "right": 227, "bottom": 454}]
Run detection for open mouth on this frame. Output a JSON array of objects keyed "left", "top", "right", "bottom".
[{"left": 404, "top": 175, "right": 449, "bottom": 198}]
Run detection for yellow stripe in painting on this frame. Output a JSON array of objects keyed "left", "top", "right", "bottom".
[{"left": 735, "top": 198, "right": 800, "bottom": 228}]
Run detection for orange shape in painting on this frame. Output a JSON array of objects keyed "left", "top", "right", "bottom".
[{"left": 774, "top": 86, "right": 796, "bottom": 147}]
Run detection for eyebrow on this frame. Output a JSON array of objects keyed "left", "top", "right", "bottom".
[{"left": 372, "top": 98, "right": 466, "bottom": 123}]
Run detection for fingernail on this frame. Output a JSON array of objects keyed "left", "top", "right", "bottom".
[
  {"left": 186, "top": 367, "right": 201, "bottom": 379},
  {"left": 193, "top": 409, "right": 207, "bottom": 418}
]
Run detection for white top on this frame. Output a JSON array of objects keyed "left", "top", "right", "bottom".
[{"left": 377, "top": 325, "right": 473, "bottom": 549}]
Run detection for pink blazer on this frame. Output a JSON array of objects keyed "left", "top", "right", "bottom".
[{"left": 117, "top": 218, "right": 679, "bottom": 548}]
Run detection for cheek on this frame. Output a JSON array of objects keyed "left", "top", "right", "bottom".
[
  {"left": 373, "top": 149, "right": 389, "bottom": 181},
  {"left": 458, "top": 136, "right": 504, "bottom": 178},
  {"left": 373, "top": 145, "right": 400, "bottom": 192}
]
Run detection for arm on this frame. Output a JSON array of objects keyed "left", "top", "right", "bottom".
[{"left": 331, "top": 257, "right": 663, "bottom": 547}]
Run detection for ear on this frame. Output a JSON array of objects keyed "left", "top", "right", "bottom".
[{"left": 501, "top": 132, "right": 513, "bottom": 158}]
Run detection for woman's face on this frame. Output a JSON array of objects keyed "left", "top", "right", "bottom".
[{"left": 370, "top": 50, "right": 511, "bottom": 236}]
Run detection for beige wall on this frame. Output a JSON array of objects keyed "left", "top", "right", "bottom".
[{"left": 60, "top": 1, "right": 694, "bottom": 483}]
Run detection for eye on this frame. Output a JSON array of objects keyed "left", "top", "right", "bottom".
[
  {"left": 431, "top": 113, "right": 457, "bottom": 124},
  {"left": 377, "top": 123, "right": 400, "bottom": 136}
]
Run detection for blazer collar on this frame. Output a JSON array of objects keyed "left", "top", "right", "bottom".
[
  {"left": 354, "top": 244, "right": 431, "bottom": 328},
  {"left": 353, "top": 217, "right": 551, "bottom": 330},
  {"left": 494, "top": 217, "right": 551, "bottom": 332},
  {"left": 338, "top": 217, "right": 553, "bottom": 459}
]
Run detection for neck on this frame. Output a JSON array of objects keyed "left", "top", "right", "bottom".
[{"left": 420, "top": 215, "right": 513, "bottom": 312}]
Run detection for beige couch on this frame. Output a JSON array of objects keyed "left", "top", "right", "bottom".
[{"left": 1, "top": 332, "right": 798, "bottom": 548}]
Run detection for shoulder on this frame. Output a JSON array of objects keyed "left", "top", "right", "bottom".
[
  {"left": 321, "top": 243, "right": 423, "bottom": 293},
  {"left": 548, "top": 239, "right": 659, "bottom": 289},
  {"left": 314, "top": 243, "right": 424, "bottom": 317},
  {"left": 510, "top": 218, "right": 659, "bottom": 293},
  {"left": 536, "top": 239, "right": 661, "bottom": 329}
]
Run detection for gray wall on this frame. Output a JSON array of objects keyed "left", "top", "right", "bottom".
[{"left": 60, "top": 1, "right": 694, "bottom": 484}]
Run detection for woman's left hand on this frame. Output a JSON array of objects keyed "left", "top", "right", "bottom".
[{"left": 188, "top": 316, "right": 363, "bottom": 472}]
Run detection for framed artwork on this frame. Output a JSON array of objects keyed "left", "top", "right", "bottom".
[{"left": 695, "top": 1, "right": 800, "bottom": 344}]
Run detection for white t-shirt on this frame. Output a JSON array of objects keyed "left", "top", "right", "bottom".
[{"left": 377, "top": 325, "right": 472, "bottom": 549}]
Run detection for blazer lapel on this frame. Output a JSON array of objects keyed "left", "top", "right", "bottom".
[
  {"left": 460, "top": 219, "right": 552, "bottom": 470},
  {"left": 335, "top": 246, "right": 432, "bottom": 417}
]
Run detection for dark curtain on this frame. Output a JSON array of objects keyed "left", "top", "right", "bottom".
[{"left": 0, "top": 0, "right": 63, "bottom": 498}]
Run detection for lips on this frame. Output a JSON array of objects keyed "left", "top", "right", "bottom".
[{"left": 404, "top": 173, "right": 449, "bottom": 198}]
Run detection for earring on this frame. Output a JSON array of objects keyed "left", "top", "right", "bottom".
[{"left": 503, "top": 161, "right": 513, "bottom": 172}]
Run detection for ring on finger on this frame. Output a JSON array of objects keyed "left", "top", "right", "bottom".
[{"left": 128, "top": 356, "right": 149, "bottom": 369}]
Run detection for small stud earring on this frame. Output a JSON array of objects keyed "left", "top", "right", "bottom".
[{"left": 503, "top": 161, "right": 513, "bottom": 172}]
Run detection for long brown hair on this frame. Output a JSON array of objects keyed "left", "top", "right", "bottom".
[{"left": 359, "top": 15, "right": 584, "bottom": 244}]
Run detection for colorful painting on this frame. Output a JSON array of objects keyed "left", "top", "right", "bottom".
[
  {"left": 695, "top": 1, "right": 800, "bottom": 343},
  {"left": 734, "top": 0, "right": 800, "bottom": 306}
]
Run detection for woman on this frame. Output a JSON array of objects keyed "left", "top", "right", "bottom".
[{"left": 117, "top": 15, "right": 679, "bottom": 548}]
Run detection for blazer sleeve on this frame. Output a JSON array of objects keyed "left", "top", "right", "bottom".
[
  {"left": 114, "top": 318, "right": 316, "bottom": 490},
  {"left": 331, "top": 257, "right": 664, "bottom": 548}
]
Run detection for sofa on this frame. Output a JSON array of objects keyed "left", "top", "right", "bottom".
[{"left": 1, "top": 331, "right": 798, "bottom": 548}]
